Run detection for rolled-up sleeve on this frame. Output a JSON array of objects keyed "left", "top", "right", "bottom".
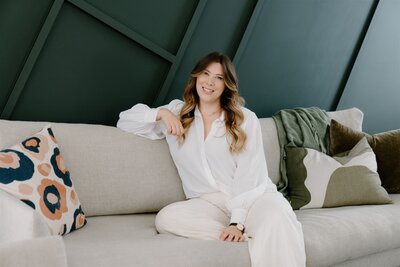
[{"left": 117, "top": 99, "right": 183, "bottom": 140}]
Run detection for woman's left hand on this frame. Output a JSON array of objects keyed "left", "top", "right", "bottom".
[{"left": 219, "top": 226, "right": 244, "bottom": 242}]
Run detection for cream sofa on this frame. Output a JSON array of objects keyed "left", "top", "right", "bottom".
[{"left": 1, "top": 107, "right": 400, "bottom": 267}]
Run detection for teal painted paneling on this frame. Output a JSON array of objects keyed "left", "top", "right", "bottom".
[
  {"left": 338, "top": 0, "right": 400, "bottom": 134},
  {"left": 10, "top": 2, "right": 170, "bottom": 125},
  {"left": 84, "top": 0, "right": 198, "bottom": 55},
  {"left": 163, "top": 0, "right": 257, "bottom": 103},
  {"left": 0, "top": 0, "right": 53, "bottom": 111},
  {"left": 235, "top": 0, "right": 375, "bottom": 117},
  {"left": 2, "top": 0, "right": 400, "bottom": 128}
]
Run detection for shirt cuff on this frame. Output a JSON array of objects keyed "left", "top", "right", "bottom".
[
  {"left": 229, "top": 208, "right": 248, "bottom": 225},
  {"left": 144, "top": 107, "right": 161, "bottom": 122}
]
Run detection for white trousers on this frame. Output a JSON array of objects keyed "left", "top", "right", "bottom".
[{"left": 155, "top": 191, "right": 306, "bottom": 267}]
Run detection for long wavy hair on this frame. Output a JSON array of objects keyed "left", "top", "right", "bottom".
[{"left": 179, "top": 52, "right": 247, "bottom": 153}]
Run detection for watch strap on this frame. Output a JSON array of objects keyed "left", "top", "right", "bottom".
[{"left": 229, "top": 223, "right": 245, "bottom": 233}]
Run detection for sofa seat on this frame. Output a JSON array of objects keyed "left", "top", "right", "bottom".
[
  {"left": 63, "top": 214, "right": 250, "bottom": 267},
  {"left": 63, "top": 195, "right": 400, "bottom": 267},
  {"left": 297, "top": 194, "right": 400, "bottom": 266}
]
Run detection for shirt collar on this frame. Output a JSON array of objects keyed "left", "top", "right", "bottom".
[{"left": 194, "top": 105, "right": 225, "bottom": 122}]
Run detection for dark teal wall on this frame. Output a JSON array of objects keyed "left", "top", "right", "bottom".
[
  {"left": 233, "top": 0, "right": 374, "bottom": 118},
  {"left": 0, "top": 0, "right": 53, "bottom": 109},
  {"left": 337, "top": 0, "right": 400, "bottom": 134},
  {"left": 1, "top": 0, "right": 399, "bottom": 133}
]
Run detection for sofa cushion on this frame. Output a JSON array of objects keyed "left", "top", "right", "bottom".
[
  {"left": 0, "top": 236, "right": 68, "bottom": 267},
  {"left": 63, "top": 214, "right": 250, "bottom": 267},
  {"left": 331, "top": 247, "right": 400, "bottom": 267},
  {"left": 297, "top": 194, "right": 400, "bottom": 267},
  {"left": 0, "top": 120, "right": 186, "bottom": 217},
  {"left": 63, "top": 195, "right": 400, "bottom": 267},
  {"left": 259, "top": 108, "right": 363, "bottom": 184},
  {"left": 0, "top": 125, "right": 86, "bottom": 235},
  {"left": 286, "top": 137, "right": 391, "bottom": 210},
  {"left": 330, "top": 119, "right": 400, "bottom": 193}
]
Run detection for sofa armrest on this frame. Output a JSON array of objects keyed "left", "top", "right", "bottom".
[
  {"left": 0, "top": 189, "right": 50, "bottom": 242},
  {"left": 0, "top": 236, "right": 68, "bottom": 267}
]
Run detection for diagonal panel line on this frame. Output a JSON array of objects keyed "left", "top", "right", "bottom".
[
  {"left": 1, "top": 0, "right": 64, "bottom": 119},
  {"left": 67, "top": 0, "right": 175, "bottom": 62},
  {"left": 233, "top": 0, "right": 265, "bottom": 66},
  {"left": 152, "top": 0, "right": 208, "bottom": 107},
  {"left": 332, "top": 0, "right": 380, "bottom": 111}
]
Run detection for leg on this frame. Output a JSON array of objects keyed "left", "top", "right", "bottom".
[
  {"left": 245, "top": 192, "right": 306, "bottom": 267},
  {"left": 155, "top": 196, "right": 230, "bottom": 240}
]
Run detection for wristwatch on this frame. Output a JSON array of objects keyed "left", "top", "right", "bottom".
[{"left": 229, "top": 223, "right": 245, "bottom": 233}]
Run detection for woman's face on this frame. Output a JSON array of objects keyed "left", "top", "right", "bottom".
[{"left": 196, "top": 62, "right": 225, "bottom": 106}]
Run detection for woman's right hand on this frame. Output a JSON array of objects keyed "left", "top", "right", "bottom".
[{"left": 157, "top": 108, "right": 184, "bottom": 137}]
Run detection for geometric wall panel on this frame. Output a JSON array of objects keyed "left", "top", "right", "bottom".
[
  {"left": 10, "top": 2, "right": 170, "bottom": 125},
  {"left": 0, "top": 0, "right": 53, "bottom": 110},
  {"left": 235, "top": 0, "right": 375, "bottom": 118},
  {"left": 84, "top": 0, "right": 199, "bottom": 54},
  {"left": 2, "top": 0, "right": 400, "bottom": 133},
  {"left": 338, "top": 0, "right": 400, "bottom": 134}
]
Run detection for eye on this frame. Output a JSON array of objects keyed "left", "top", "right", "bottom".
[
  {"left": 216, "top": 76, "right": 224, "bottom": 81},
  {"left": 203, "top": 71, "right": 209, "bottom": 76}
]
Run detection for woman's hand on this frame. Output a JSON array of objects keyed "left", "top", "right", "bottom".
[
  {"left": 157, "top": 108, "right": 184, "bottom": 137},
  {"left": 219, "top": 226, "right": 244, "bottom": 242}
]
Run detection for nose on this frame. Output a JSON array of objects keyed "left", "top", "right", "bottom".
[{"left": 206, "top": 76, "right": 214, "bottom": 85}]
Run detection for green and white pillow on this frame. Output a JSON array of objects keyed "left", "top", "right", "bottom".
[{"left": 286, "top": 137, "right": 392, "bottom": 210}]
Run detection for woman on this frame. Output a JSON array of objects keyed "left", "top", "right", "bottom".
[{"left": 117, "top": 52, "right": 306, "bottom": 266}]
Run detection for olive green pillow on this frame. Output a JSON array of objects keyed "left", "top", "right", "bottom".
[
  {"left": 286, "top": 137, "right": 392, "bottom": 210},
  {"left": 330, "top": 119, "right": 400, "bottom": 193}
]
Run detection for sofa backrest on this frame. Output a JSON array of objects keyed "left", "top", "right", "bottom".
[
  {"left": 0, "top": 121, "right": 185, "bottom": 217},
  {"left": 0, "top": 108, "right": 363, "bottom": 217}
]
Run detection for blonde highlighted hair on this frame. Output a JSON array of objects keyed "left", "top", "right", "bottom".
[{"left": 179, "top": 52, "right": 247, "bottom": 153}]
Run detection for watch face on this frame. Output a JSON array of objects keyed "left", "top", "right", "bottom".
[{"left": 236, "top": 224, "right": 244, "bottom": 231}]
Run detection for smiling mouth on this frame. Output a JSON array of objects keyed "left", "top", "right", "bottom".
[{"left": 202, "top": 86, "right": 214, "bottom": 94}]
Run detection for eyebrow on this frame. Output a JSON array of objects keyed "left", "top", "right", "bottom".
[{"left": 204, "top": 68, "right": 224, "bottom": 77}]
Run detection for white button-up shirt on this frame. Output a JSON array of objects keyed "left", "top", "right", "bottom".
[{"left": 117, "top": 99, "right": 276, "bottom": 224}]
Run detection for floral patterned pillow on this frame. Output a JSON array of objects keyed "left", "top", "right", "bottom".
[{"left": 0, "top": 125, "right": 86, "bottom": 235}]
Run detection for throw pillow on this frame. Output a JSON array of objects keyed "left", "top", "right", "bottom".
[
  {"left": 0, "top": 125, "right": 86, "bottom": 235},
  {"left": 330, "top": 119, "right": 400, "bottom": 193},
  {"left": 286, "top": 137, "right": 392, "bottom": 210}
]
